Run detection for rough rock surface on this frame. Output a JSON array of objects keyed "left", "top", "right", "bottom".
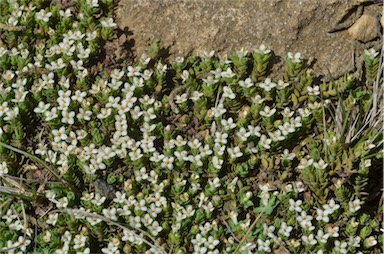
[{"left": 117, "top": 0, "right": 382, "bottom": 78}]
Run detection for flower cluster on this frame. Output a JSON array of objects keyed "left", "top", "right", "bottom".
[{"left": 0, "top": 0, "right": 382, "bottom": 253}]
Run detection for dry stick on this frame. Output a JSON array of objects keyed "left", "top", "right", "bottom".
[
  {"left": 220, "top": 214, "right": 240, "bottom": 242},
  {"left": 5, "top": 175, "right": 61, "bottom": 184},
  {"left": 233, "top": 206, "right": 266, "bottom": 254},
  {"left": 320, "top": 90, "right": 328, "bottom": 160},
  {"left": 54, "top": 208, "right": 167, "bottom": 254},
  {"left": 0, "top": 141, "right": 76, "bottom": 192}
]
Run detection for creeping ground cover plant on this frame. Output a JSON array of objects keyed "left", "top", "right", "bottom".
[{"left": 0, "top": 0, "right": 383, "bottom": 253}]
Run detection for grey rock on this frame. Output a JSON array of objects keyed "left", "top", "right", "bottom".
[{"left": 117, "top": 0, "right": 382, "bottom": 78}]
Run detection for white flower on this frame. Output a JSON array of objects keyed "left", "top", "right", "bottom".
[
  {"left": 227, "top": 146, "right": 243, "bottom": 159},
  {"left": 281, "top": 107, "right": 294, "bottom": 118},
  {"left": 0, "top": 47, "right": 8, "bottom": 58},
  {"left": 262, "top": 223, "right": 276, "bottom": 239},
  {"left": 189, "top": 154, "right": 203, "bottom": 167},
  {"left": 36, "top": 9, "right": 52, "bottom": 22},
  {"left": 70, "top": 59, "right": 85, "bottom": 70},
  {"left": 100, "top": 17, "right": 117, "bottom": 28},
  {"left": 276, "top": 79, "right": 289, "bottom": 89},
  {"left": 212, "top": 156, "right": 223, "bottom": 170},
  {"left": 202, "top": 75, "right": 219, "bottom": 85},
  {"left": 334, "top": 240, "right": 348, "bottom": 254},
  {"left": 258, "top": 134, "right": 272, "bottom": 149},
  {"left": 46, "top": 213, "right": 59, "bottom": 225},
  {"left": 142, "top": 107, "right": 156, "bottom": 121},
  {"left": 323, "top": 199, "right": 340, "bottom": 214},
  {"left": 364, "top": 48, "right": 379, "bottom": 59},
  {"left": 288, "top": 52, "right": 302, "bottom": 63},
  {"left": 365, "top": 236, "right": 377, "bottom": 247},
  {"left": 0, "top": 161, "right": 9, "bottom": 177},
  {"left": 289, "top": 199, "right": 302, "bottom": 212},
  {"left": 208, "top": 178, "right": 221, "bottom": 189},
  {"left": 278, "top": 122, "right": 295, "bottom": 136},
  {"left": 161, "top": 156, "right": 174, "bottom": 170},
  {"left": 255, "top": 44, "right": 271, "bottom": 55},
  {"left": 127, "top": 66, "right": 141, "bottom": 77},
  {"left": 348, "top": 236, "right": 361, "bottom": 248},
  {"left": 316, "top": 229, "right": 330, "bottom": 243},
  {"left": 199, "top": 144, "right": 212, "bottom": 157},
  {"left": 15, "top": 236, "right": 31, "bottom": 252},
  {"left": 313, "top": 159, "right": 328, "bottom": 169},
  {"left": 175, "top": 93, "right": 188, "bottom": 103},
  {"left": 307, "top": 85, "right": 320, "bottom": 96},
  {"left": 223, "top": 86, "right": 236, "bottom": 99},
  {"left": 139, "top": 95, "right": 155, "bottom": 106},
  {"left": 90, "top": 156, "right": 106, "bottom": 170},
  {"left": 61, "top": 111, "right": 75, "bottom": 125},
  {"left": 297, "top": 157, "right": 314, "bottom": 170},
  {"left": 259, "top": 78, "right": 276, "bottom": 91},
  {"left": 73, "top": 234, "right": 87, "bottom": 250},
  {"left": 2, "top": 208, "right": 17, "bottom": 223},
  {"left": 190, "top": 90, "right": 203, "bottom": 101},
  {"left": 102, "top": 207, "right": 117, "bottom": 221},
  {"left": 298, "top": 107, "right": 311, "bottom": 117},
  {"left": 257, "top": 239, "right": 271, "bottom": 252},
  {"left": 3, "top": 70, "right": 15, "bottom": 80},
  {"left": 52, "top": 127, "right": 67, "bottom": 143},
  {"left": 348, "top": 198, "right": 361, "bottom": 213},
  {"left": 59, "top": 9, "right": 72, "bottom": 18},
  {"left": 55, "top": 197, "right": 69, "bottom": 208},
  {"left": 221, "top": 117, "right": 236, "bottom": 131},
  {"left": 77, "top": 108, "right": 92, "bottom": 121},
  {"left": 302, "top": 234, "right": 317, "bottom": 245},
  {"left": 281, "top": 149, "right": 296, "bottom": 160},
  {"left": 294, "top": 182, "right": 305, "bottom": 193},
  {"left": 290, "top": 116, "right": 302, "bottom": 128},
  {"left": 91, "top": 193, "right": 106, "bottom": 206},
  {"left": 213, "top": 132, "right": 227, "bottom": 145},
  {"left": 101, "top": 240, "right": 119, "bottom": 254},
  {"left": 297, "top": 211, "right": 313, "bottom": 227},
  {"left": 191, "top": 233, "right": 207, "bottom": 246},
  {"left": 148, "top": 221, "right": 163, "bottom": 236},
  {"left": 210, "top": 104, "right": 226, "bottom": 118},
  {"left": 278, "top": 222, "right": 293, "bottom": 237},
  {"left": 122, "top": 230, "right": 136, "bottom": 242},
  {"left": 86, "top": 215, "right": 102, "bottom": 226},
  {"left": 85, "top": 29, "right": 97, "bottom": 41},
  {"left": 247, "top": 125, "right": 261, "bottom": 137},
  {"left": 86, "top": 0, "right": 99, "bottom": 7},
  {"left": 315, "top": 208, "right": 329, "bottom": 222},
  {"left": 325, "top": 225, "right": 339, "bottom": 237},
  {"left": 259, "top": 106, "right": 276, "bottom": 117},
  {"left": 97, "top": 108, "right": 112, "bottom": 119},
  {"left": 239, "top": 78, "right": 253, "bottom": 88},
  {"left": 221, "top": 68, "right": 235, "bottom": 78},
  {"left": 71, "top": 90, "right": 87, "bottom": 102},
  {"left": 200, "top": 50, "right": 215, "bottom": 59},
  {"left": 188, "top": 138, "right": 202, "bottom": 149},
  {"left": 4, "top": 107, "right": 19, "bottom": 121}
]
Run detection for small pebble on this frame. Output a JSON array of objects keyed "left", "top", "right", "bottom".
[{"left": 347, "top": 14, "right": 378, "bottom": 42}]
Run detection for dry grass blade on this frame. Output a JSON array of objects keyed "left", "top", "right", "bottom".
[
  {"left": 0, "top": 186, "right": 34, "bottom": 201},
  {"left": 233, "top": 207, "right": 266, "bottom": 254},
  {"left": 0, "top": 201, "right": 28, "bottom": 253},
  {"left": 0, "top": 141, "right": 76, "bottom": 192},
  {"left": 370, "top": 44, "right": 384, "bottom": 127},
  {"left": 54, "top": 209, "right": 167, "bottom": 254}
]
